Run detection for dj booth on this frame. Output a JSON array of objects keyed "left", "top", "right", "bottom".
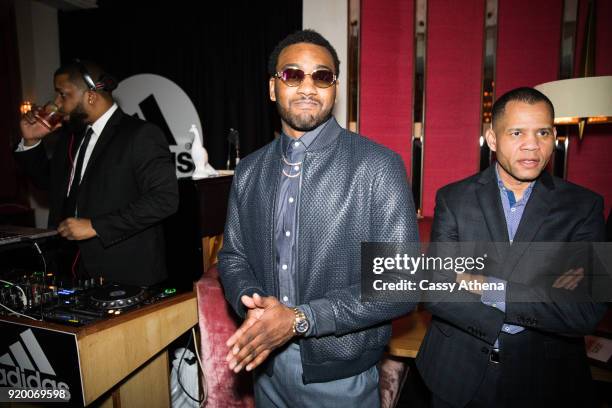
[
  {"left": 0, "top": 175, "right": 233, "bottom": 407},
  {"left": 0, "top": 291, "right": 196, "bottom": 406}
]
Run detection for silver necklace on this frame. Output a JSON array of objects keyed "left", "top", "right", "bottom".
[
  {"left": 282, "top": 168, "right": 301, "bottom": 178},
  {"left": 282, "top": 140, "right": 302, "bottom": 178}
]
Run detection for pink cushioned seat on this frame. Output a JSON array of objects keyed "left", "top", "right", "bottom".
[{"left": 195, "top": 265, "right": 254, "bottom": 407}]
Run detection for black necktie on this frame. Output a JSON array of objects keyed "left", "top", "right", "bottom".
[{"left": 62, "top": 127, "right": 93, "bottom": 218}]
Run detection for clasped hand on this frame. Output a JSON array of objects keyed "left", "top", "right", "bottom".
[{"left": 225, "top": 293, "right": 295, "bottom": 373}]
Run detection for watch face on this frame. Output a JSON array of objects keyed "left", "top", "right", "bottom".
[{"left": 296, "top": 318, "right": 309, "bottom": 334}]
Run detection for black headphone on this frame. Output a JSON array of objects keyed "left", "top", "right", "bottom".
[{"left": 74, "top": 58, "right": 118, "bottom": 92}]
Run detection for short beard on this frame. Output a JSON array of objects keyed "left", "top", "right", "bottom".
[
  {"left": 65, "top": 102, "right": 88, "bottom": 134},
  {"left": 276, "top": 100, "right": 332, "bottom": 133}
]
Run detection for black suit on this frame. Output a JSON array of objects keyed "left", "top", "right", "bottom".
[
  {"left": 416, "top": 165, "right": 606, "bottom": 407},
  {"left": 15, "top": 108, "right": 179, "bottom": 286}
]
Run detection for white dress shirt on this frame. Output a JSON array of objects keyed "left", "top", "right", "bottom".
[{"left": 66, "top": 103, "right": 118, "bottom": 194}]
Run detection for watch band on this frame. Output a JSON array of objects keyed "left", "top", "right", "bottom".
[{"left": 292, "top": 307, "right": 308, "bottom": 335}]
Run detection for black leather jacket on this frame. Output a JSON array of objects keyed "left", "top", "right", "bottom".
[{"left": 218, "top": 118, "right": 419, "bottom": 383}]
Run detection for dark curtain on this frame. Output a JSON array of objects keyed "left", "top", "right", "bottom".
[
  {"left": 58, "top": 0, "right": 302, "bottom": 168},
  {"left": 0, "top": 0, "right": 25, "bottom": 203}
]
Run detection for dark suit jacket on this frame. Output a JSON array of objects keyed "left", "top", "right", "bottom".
[
  {"left": 14, "top": 108, "right": 179, "bottom": 286},
  {"left": 416, "top": 164, "right": 606, "bottom": 407}
]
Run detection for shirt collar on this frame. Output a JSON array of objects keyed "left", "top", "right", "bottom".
[
  {"left": 494, "top": 163, "right": 535, "bottom": 200},
  {"left": 281, "top": 117, "right": 331, "bottom": 151},
  {"left": 89, "top": 103, "right": 118, "bottom": 136}
]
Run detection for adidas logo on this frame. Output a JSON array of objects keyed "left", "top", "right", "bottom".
[{"left": 0, "top": 328, "right": 70, "bottom": 392}]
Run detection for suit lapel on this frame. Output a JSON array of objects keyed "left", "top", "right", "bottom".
[
  {"left": 260, "top": 139, "right": 282, "bottom": 293},
  {"left": 476, "top": 167, "right": 509, "bottom": 266},
  {"left": 56, "top": 131, "right": 76, "bottom": 223},
  {"left": 79, "top": 108, "right": 123, "bottom": 187},
  {"left": 513, "top": 172, "right": 554, "bottom": 243},
  {"left": 476, "top": 166, "right": 509, "bottom": 243},
  {"left": 503, "top": 173, "right": 554, "bottom": 277}
]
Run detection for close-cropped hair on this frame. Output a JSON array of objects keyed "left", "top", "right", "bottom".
[
  {"left": 267, "top": 29, "right": 341, "bottom": 76},
  {"left": 491, "top": 87, "right": 555, "bottom": 127}
]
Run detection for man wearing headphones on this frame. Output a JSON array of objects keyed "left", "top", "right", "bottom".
[{"left": 15, "top": 60, "right": 178, "bottom": 286}]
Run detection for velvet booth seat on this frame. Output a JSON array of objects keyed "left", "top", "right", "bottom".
[{"left": 195, "top": 266, "right": 255, "bottom": 408}]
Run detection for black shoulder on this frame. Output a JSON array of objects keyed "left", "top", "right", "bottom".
[
  {"left": 341, "top": 130, "right": 406, "bottom": 168},
  {"left": 232, "top": 139, "right": 278, "bottom": 180},
  {"left": 436, "top": 171, "right": 482, "bottom": 199},
  {"left": 550, "top": 176, "right": 604, "bottom": 206},
  {"left": 117, "top": 112, "right": 161, "bottom": 134}
]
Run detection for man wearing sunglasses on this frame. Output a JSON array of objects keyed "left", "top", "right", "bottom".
[{"left": 219, "top": 29, "right": 419, "bottom": 406}]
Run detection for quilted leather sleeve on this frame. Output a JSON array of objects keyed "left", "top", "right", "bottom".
[{"left": 218, "top": 168, "right": 268, "bottom": 318}]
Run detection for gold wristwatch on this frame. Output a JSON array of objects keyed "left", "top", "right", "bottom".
[{"left": 292, "top": 307, "right": 310, "bottom": 336}]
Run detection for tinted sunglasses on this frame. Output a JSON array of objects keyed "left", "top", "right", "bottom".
[{"left": 274, "top": 68, "right": 337, "bottom": 88}]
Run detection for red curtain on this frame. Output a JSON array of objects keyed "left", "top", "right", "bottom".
[
  {"left": 359, "top": 0, "right": 414, "bottom": 175},
  {"left": 421, "top": 0, "right": 485, "bottom": 217},
  {"left": 495, "top": 0, "right": 562, "bottom": 96},
  {"left": 358, "top": 0, "right": 612, "bottom": 219},
  {"left": 567, "top": 0, "right": 612, "bottom": 217}
]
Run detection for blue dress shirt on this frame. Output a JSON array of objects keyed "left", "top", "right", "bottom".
[{"left": 481, "top": 165, "right": 535, "bottom": 347}]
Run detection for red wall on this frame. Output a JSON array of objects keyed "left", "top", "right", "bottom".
[
  {"left": 360, "top": 0, "right": 612, "bottom": 218},
  {"left": 359, "top": 0, "right": 414, "bottom": 174},
  {"left": 566, "top": 0, "right": 612, "bottom": 217},
  {"left": 421, "top": 0, "right": 485, "bottom": 218},
  {"left": 495, "top": 0, "right": 562, "bottom": 96}
]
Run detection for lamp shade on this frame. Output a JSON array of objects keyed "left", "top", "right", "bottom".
[{"left": 535, "top": 76, "right": 612, "bottom": 121}]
